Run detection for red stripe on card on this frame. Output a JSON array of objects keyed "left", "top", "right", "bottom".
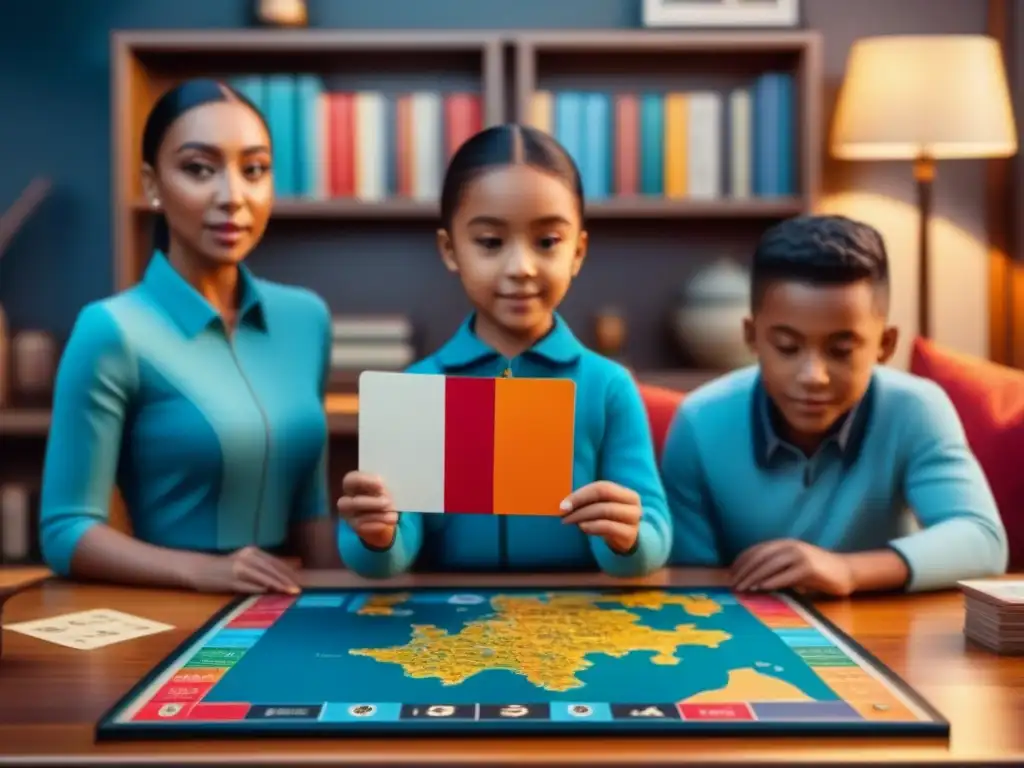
[{"left": 443, "top": 376, "right": 495, "bottom": 513}]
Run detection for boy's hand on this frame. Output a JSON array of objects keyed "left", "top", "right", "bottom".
[
  {"left": 336, "top": 472, "right": 398, "bottom": 550},
  {"left": 730, "top": 539, "right": 855, "bottom": 597},
  {"left": 560, "top": 481, "right": 642, "bottom": 555}
]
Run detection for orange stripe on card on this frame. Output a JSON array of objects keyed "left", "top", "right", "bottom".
[{"left": 492, "top": 378, "right": 575, "bottom": 516}]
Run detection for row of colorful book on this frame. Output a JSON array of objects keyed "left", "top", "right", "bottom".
[
  {"left": 227, "top": 72, "right": 795, "bottom": 202},
  {"left": 229, "top": 74, "right": 484, "bottom": 200},
  {"left": 528, "top": 72, "right": 795, "bottom": 199}
]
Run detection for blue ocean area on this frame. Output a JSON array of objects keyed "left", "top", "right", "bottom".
[{"left": 205, "top": 588, "right": 839, "bottom": 705}]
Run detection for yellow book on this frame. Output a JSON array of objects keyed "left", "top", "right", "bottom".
[
  {"left": 663, "top": 92, "right": 689, "bottom": 199},
  {"left": 530, "top": 91, "right": 553, "bottom": 134}
]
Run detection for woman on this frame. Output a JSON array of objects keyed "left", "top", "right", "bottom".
[{"left": 39, "top": 78, "right": 339, "bottom": 593}]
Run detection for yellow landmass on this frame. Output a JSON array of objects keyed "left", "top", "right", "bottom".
[
  {"left": 349, "top": 592, "right": 730, "bottom": 692},
  {"left": 356, "top": 592, "right": 412, "bottom": 616},
  {"left": 684, "top": 667, "right": 812, "bottom": 703},
  {"left": 601, "top": 590, "right": 722, "bottom": 618}
]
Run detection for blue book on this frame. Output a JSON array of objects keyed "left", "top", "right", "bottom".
[
  {"left": 776, "top": 74, "right": 795, "bottom": 196},
  {"left": 753, "top": 74, "right": 780, "bottom": 197},
  {"left": 638, "top": 93, "right": 664, "bottom": 195},
  {"left": 554, "top": 92, "right": 585, "bottom": 189},
  {"left": 581, "top": 92, "right": 611, "bottom": 200},
  {"left": 230, "top": 75, "right": 265, "bottom": 115},
  {"left": 264, "top": 74, "right": 298, "bottom": 198},
  {"left": 294, "top": 74, "right": 324, "bottom": 198}
]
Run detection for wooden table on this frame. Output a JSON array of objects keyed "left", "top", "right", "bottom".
[{"left": 0, "top": 568, "right": 1021, "bottom": 767}]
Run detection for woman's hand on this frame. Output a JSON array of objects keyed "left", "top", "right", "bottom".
[{"left": 188, "top": 546, "right": 301, "bottom": 594}]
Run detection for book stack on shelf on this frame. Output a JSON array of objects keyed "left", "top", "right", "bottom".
[
  {"left": 529, "top": 72, "right": 795, "bottom": 200},
  {"left": 328, "top": 314, "right": 416, "bottom": 390},
  {"left": 228, "top": 74, "right": 484, "bottom": 201}
]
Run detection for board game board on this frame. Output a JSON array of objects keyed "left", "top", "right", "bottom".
[{"left": 95, "top": 587, "right": 948, "bottom": 739}]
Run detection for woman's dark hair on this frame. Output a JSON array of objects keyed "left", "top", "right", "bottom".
[
  {"left": 141, "top": 78, "right": 269, "bottom": 253},
  {"left": 439, "top": 123, "right": 584, "bottom": 230}
]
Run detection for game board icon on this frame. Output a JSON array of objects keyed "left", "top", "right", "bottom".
[
  {"left": 157, "top": 704, "right": 183, "bottom": 718},
  {"left": 568, "top": 704, "right": 593, "bottom": 717},
  {"left": 348, "top": 704, "right": 376, "bottom": 717}
]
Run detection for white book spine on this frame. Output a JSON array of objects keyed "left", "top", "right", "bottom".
[
  {"left": 730, "top": 88, "right": 752, "bottom": 199},
  {"left": 686, "top": 91, "right": 722, "bottom": 199},
  {"left": 356, "top": 91, "right": 386, "bottom": 202},
  {"left": 412, "top": 91, "right": 443, "bottom": 201}
]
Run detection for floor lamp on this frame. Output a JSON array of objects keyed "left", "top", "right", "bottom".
[{"left": 830, "top": 35, "right": 1017, "bottom": 339}]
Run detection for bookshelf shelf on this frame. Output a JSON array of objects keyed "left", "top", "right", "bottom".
[
  {"left": 584, "top": 197, "right": 804, "bottom": 219},
  {"left": 130, "top": 198, "right": 442, "bottom": 220},
  {"left": 0, "top": 409, "right": 51, "bottom": 436},
  {"left": 130, "top": 197, "right": 805, "bottom": 221}
]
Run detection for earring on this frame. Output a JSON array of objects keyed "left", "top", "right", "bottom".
[{"left": 151, "top": 198, "right": 160, "bottom": 209}]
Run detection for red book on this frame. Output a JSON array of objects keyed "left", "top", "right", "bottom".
[
  {"left": 614, "top": 93, "right": 639, "bottom": 196},
  {"left": 444, "top": 93, "right": 483, "bottom": 160},
  {"left": 327, "top": 93, "right": 355, "bottom": 197}
]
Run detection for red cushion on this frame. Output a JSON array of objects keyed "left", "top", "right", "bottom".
[
  {"left": 910, "top": 337, "right": 1024, "bottom": 569},
  {"left": 637, "top": 383, "right": 686, "bottom": 460}
]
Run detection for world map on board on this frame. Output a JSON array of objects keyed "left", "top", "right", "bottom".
[{"left": 344, "top": 589, "right": 837, "bottom": 703}]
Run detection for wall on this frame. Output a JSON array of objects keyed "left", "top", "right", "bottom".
[{"left": 0, "top": 0, "right": 992, "bottom": 369}]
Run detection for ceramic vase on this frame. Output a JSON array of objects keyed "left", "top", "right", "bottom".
[{"left": 671, "top": 258, "right": 755, "bottom": 370}]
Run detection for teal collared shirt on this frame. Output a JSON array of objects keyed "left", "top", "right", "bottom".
[
  {"left": 337, "top": 313, "right": 672, "bottom": 579},
  {"left": 752, "top": 378, "right": 875, "bottom": 485},
  {"left": 39, "top": 252, "right": 333, "bottom": 576}
]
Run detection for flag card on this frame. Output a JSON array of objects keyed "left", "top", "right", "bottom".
[{"left": 358, "top": 371, "right": 575, "bottom": 516}]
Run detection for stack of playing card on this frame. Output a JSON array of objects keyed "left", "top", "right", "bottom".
[{"left": 959, "top": 579, "right": 1024, "bottom": 655}]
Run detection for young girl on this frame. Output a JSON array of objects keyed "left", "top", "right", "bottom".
[
  {"left": 38, "top": 79, "right": 339, "bottom": 593},
  {"left": 336, "top": 124, "right": 671, "bottom": 578}
]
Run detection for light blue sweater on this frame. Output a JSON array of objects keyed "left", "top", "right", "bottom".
[{"left": 662, "top": 366, "right": 1008, "bottom": 591}]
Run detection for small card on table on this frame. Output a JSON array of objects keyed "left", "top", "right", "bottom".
[
  {"left": 358, "top": 371, "right": 576, "bottom": 516},
  {"left": 4, "top": 609, "right": 174, "bottom": 650}
]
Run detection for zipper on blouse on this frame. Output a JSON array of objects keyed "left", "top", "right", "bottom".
[{"left": 226, "top": 329, "right": 272, "bottom": 548}]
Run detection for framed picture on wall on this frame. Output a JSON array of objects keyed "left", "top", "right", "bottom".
[{"left": 642, "top": 0, "right": 800, "bottom": 28}]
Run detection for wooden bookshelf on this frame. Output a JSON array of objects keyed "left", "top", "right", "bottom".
[
  {"left": 130, "top": 196, "right": 805, "bottom": 221},
  {"left": 108, "top": 28, "right": 822, "bottom": 372}
]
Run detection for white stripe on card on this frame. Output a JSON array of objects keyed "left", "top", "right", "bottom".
[{"left": 358, "top": 371, "right": 446, "bottom": 513}]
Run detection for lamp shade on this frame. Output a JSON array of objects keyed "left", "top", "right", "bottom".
[{"left": 831, "top": 35, "right": 1018, "bottom": 160}]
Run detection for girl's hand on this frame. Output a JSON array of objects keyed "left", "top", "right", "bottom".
[
  {"left": 560, "top": 481, "right": 642, "bottom": 554},
  {"left": 336, "top": 471, "right": 398, "bottom": 550}
]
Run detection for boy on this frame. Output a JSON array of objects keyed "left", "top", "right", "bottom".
[{"left": 662, "top": 215, "right": 1008, "bottom": 595}]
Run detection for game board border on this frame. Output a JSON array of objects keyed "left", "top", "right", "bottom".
[{"left": 94, "top": 586, "right": 950, "bottom": 741}]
